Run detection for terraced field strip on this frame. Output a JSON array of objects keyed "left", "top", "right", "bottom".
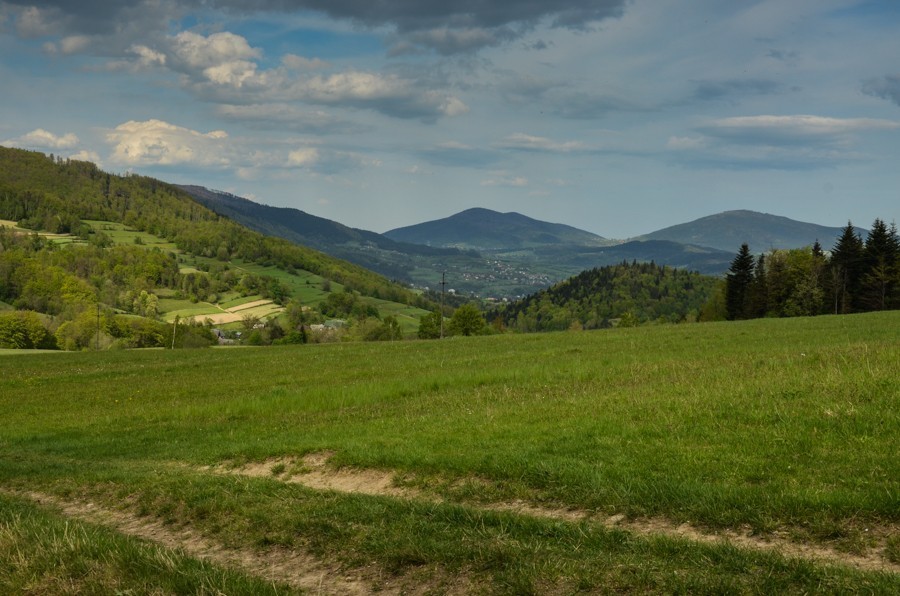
[
  {"left": 227, "top": 299, "right": 275, "bottom": 312},
  {"left": 185, "top": 299, "right": 284, "bottom": 325}
]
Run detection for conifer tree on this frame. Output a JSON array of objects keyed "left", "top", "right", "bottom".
[
  {"left": 860, "top": 218, "right": 899, "bottom": 310},
  {"left": 830, "top": 222, "right": 864, "bottom": 314},
  {"left": 749, "top": 253, "right": 768, "bottom": 317},
  {"left": 725, "top": 243, "right": 755, "bottom": 320}
]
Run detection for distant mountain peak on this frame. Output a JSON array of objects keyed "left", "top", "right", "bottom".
[
  {"left": 385, "top": 208, "right": 607, "bottom": 250},
  {"left": 637, "top": 209, "right": 866, "bottom": 253}
]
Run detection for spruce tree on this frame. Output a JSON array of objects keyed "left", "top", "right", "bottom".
[
  {"left": 830, "top": 222, "right": 864, "bottom": 314},
  {"left": 860, "top": 218, "right": 899, "bottom": 310},
  {"left": 749, "top": 253, "right": 768, "bottom": 317},
  {"left": 725, "top": 243, "right": 755, "bottom": 320}
]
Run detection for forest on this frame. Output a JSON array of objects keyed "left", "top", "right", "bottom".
[
  {"left": 722, "top": 219, "right": 900, "bottom": 320},
  {"left": 491, "top": 261, "right": 718, "bottom": 332},
  {"left": 0, "top": 147, "right": 431, "bottom": 310},
  {"left": 0, "top": 147, "right": 437, "bottom": 349}
]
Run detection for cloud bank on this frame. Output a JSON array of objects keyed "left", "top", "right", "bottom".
[{"left": 3, "top": 0, "right": 628, "bottom": 54}]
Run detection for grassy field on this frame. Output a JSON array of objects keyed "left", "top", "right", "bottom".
[
  {"left": 1, "top": 313, "right": 898, "bottom": 593},
  {"left": 83, "top": 220, "right": 179, "bottom": 251}
]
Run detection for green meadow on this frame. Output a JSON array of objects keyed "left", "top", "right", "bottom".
[{"left": 1, "top": 313, "right": 898, "bottom": 593}]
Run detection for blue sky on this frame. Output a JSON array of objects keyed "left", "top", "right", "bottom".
[{"left": 1, "top": 0, "right": 898, "bottom": 239}]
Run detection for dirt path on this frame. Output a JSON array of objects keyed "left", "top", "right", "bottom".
[
  {"left": 218, "top": 452, "right": 900, "bottom": 575},
  {"left": 18, "top": 491, "right": 377, "bottom": 596},
  {"left": 8, "top": 455, "right": 897, "bottom": 595}
]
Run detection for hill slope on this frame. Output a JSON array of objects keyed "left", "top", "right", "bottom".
[
  {"left": 493, "top": 260, "right": 717, "bottom": 331},
  {"left": 529, "top": 239, "right": 734, "bottom": 276},
  {"left": 177, "top": 185, "right": 462, "bottom": 283},
  {"left": 177, "top": 193, "right": 740, "bottom": 297},
  {"left": 0, "top": 147, "right": 434, "bottom": 327},
  {"left": 384, "top": 207, "right": 610, "bottom": 249},
  {"left": 638, "top": 210, "right": 867, "bottom": 252}
]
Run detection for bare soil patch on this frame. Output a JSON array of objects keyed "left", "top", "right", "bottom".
[
  {"left": 187, "top": 300, "right": 283, "bottom": 325},
  {"left": 218, "top": 452, "right": 900, "bottom": 575},
  {"left": 227, "top": 299, "right": 275, "bottom": 312}
]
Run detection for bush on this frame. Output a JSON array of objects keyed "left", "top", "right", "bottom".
[{"left": 0, "top": 311, "right": 56, "bottom": 349}]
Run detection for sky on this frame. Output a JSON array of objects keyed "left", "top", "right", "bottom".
[{"left": 1, "top": 0, "right": 898, "bottom": 239}]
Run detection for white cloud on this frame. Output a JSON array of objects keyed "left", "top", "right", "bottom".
[
  {"left": 437, "top": 141, "right": 473, "bottom": 150},
  {"left": 168, "top": 31, "right": 261, "bottom": 87},
  {"left": 42, "top": 34, "right": 92, "bottom": 55},
  {"left": 15, "top": 6, "right": 56, "bottom": 37},
  {"left": 496, "top": 133, "right": 587, "bottom": 153},
  {"left": 699, "top": 115, "right": 900, "bottom": 146},
  {"left": 69, "top": 149, "right": 102, "bottom": 164},
  {"left": 666, "top": 136, "right": 706, "bottom": 150},
  {"left": 106, "top": 119, "right": 231, "bottom": 167},
  {"left": 285, "top": 71, "right": 468, "bottom": 120},
  {"left": 282, "top": 54, "right": 329, "bottom": 70},
  {"left": 59, "top": 35, "right": 91, "bottom": 54},
  {"left": 481, "top": 173, "right": 529, "bottom": 187},
  {"left": 433, "top": 93, "right": 469, "bottom": 117},
  {"left": 4, "top": 128, "right": 80, "bottom": 149},
  {"left": 130, "top": 44, "right": 166, "bottom": 67},
  {"left": 117, "top": 31, "right": 466, "bottom": 121},
  {"left": 287, "top": 147, "right": 320, "bottom": 167}
]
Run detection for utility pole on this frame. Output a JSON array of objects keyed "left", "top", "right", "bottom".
[
  {"left": 171, "top": 315, "right": 179, "bottom": 350},
  {"left": 96, "top": 302, "right": 100, "bottom": 351},
  {"left": 439, "top": 271, "right": 446, "bottom": 339}
]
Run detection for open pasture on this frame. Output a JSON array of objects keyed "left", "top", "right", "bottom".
[
  {"left": 1, "top": 218, "right": 84, "bottom": 245},
  {"left": 83, "top": 220, "right": 179, "bottom": 251},
  {"left": 1, "top": 313, "right": 898, "bottom": 593}
]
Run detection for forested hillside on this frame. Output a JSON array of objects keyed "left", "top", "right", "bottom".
[
  {"left": 0, "top": 147, "right": 434, "bottom": 349},
  {"left": 492, "top": 261, "right": 717, "bottom": 332},
  {"left": 0, "top": 147, "right": 431, "bottom": 308},
  {"left": 178, "top": 184, "right": 465, "bottom": 284}
]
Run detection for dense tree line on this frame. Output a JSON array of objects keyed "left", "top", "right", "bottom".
[
  {"left": 723, "top": 219, "right": 900, "bottom": 320},
  {"left": 491, "top": 261, "right": 717, "bottom": 332}
]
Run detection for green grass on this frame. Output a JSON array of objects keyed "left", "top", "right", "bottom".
[
  {"left": 1, "top": 313, "right": 898, "bottom": 592},
  {"left": 369, "top": 297, "right": 433, "bottom": 335},
  {"left": 84, "top": 220, "right": 179, "bottom": 250},
  {"left": 0, "top": 492, "right": 289, "bottom": 594}
]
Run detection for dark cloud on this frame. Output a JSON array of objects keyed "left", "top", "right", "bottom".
[
  {"left": 419, "top": 142, "right": 502, "bottom": 168},
  {"left": 499, "top": 73, "right": 562, "bottom": 105},
  {"left": 3, "top": 0, "right": 627, "bottom": 54},
  {"left": 766, "top": 48, "right": 798, "bottom": 62},
  {"left": 2, "top": 1, "right": 177, "bottom": 37},
  {"left": 862, "top": 75, "right": 900, "bottom": 106},
  {"left": 220, "top": 0, "right": 628, "bottom": 33},
  {"left": 552, "top": 92, "right": 649, "bottom": 119},
  {"left": 690, "top": 78, "right": 782, "bottom": 102}
]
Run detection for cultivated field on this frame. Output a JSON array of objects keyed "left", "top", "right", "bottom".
[{"left": 1, "top": 313, "right": 898, "bottom": 593}]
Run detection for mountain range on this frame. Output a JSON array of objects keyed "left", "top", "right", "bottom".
[
  {"left": 179, "top": 186, "right": 862, "bottom": 298},
  {"left": 383, "top": 207, "right": 611, "bottom": 250}
]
